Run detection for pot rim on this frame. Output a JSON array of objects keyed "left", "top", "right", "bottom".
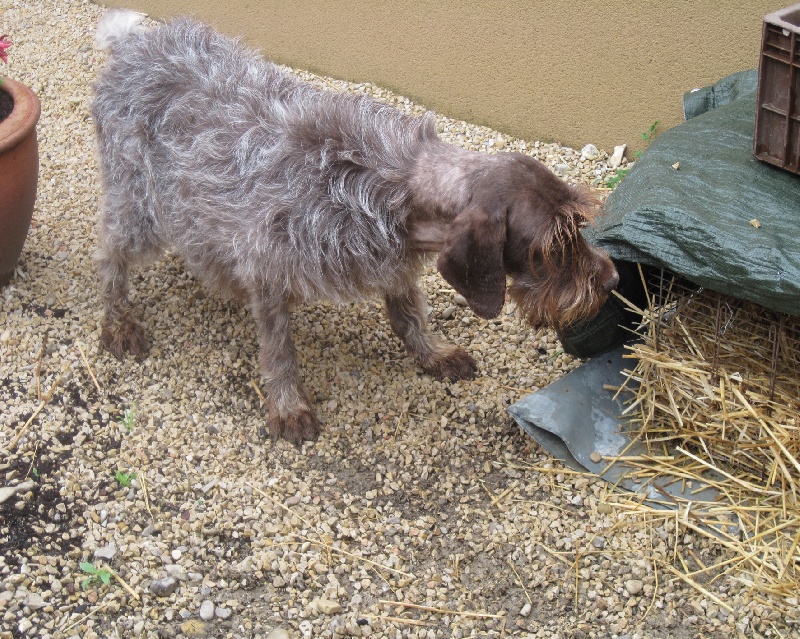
[{"left": 0, "top": 76, "right": 41, "bottom": 154}]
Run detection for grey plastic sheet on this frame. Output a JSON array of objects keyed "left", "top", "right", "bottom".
[
  {"left": 507, "top": 347, "right": 719, "bottom": 508},
  {"left": 589, "top": 70, "right": 800, "bottom": 316}
]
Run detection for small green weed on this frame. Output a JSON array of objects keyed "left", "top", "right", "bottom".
[
  {"left": 639, "top": 119, "right": 660, "bottom": 147},
  {"left": 607, "top": 120, "right": 659, "bottom": 189},
  {"left": 79, "top": 562, "right": 113, "bottom": 589},
  {"left": 114, "top": 470, "right": 137, "bottom": 487},
  {"left": 121, "top": 405, "right": 136, "bottom": 433}
]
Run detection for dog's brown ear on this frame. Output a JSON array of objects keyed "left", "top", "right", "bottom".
[
  {"left": 534, "top": 184, "right": 600, "bottom": 273},
  {"left": 436, "top": 205, "right": 506, "bottom": 319}
]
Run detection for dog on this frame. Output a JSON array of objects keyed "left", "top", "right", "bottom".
[{"left": 93, "top": 10, "right": 619, "bottom": 445}]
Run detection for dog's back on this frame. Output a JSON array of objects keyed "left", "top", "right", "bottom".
[{"left": 93, "top": 12, "right": 437, "bottom": 301}]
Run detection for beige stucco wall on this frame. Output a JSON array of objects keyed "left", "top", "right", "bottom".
[{"left": 100, "top": 1, "right": 779, "bottom": 152}]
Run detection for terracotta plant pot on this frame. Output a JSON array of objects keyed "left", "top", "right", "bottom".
[{"left": 0, "top": 76, "right": 41, "bottom": 287}]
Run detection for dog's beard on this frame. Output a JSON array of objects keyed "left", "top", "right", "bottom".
[{"left": 508, "top": 272, "right": 608, "bottom": 330}]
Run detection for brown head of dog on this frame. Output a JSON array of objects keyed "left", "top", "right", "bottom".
[{"left": 410, "top": 149, "right": 618, "bottom": 329}]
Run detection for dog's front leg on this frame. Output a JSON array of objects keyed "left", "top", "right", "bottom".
[
  {"left": 249, "top": 291, "right": 320, "bottom": 444},
  {"left": 385, "top": 279, "right": 477, "bottom": 381}
]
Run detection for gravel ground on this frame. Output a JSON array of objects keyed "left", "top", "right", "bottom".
[{"left": 0, "top": 1, "right": 792, "bottom": 638}]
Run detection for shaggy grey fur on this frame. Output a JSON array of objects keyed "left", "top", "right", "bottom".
[{"left": 93, "top": 10, "right": 618, "bottom": 444}]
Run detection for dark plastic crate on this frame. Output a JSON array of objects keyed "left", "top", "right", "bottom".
[{"left": 754, "top": 3, "right": 800, "bottom": 173}]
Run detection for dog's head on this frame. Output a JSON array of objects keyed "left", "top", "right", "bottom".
[{"left": 436, "top": 153, "right": 618, "bottom": 329}]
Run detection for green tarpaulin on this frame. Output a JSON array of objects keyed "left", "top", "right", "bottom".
[{"left": 591, "top": 70, "right": 800, "bottom": 316}]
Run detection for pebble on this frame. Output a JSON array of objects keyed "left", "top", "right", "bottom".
[
  {"left": 180, "top": 620, "right": 206, "bottom": 636},
  {"left": 285, "top": 493, "right": 302, "bottom": 506},
  {"left": 609, "top": 144, "right": 627, "bottom": 168},
  {"left": 199, "top": 600, "right": 215, "bottom": 621},
  {"left": 581, "top": 143, "right": 600, "bottom": 160},
  {"left": 312, "top": 598, "right": 343, "bottom": 614},
  {"left": 149, "top": 577, "right": 179, "bottom": 597},
  {"left": 453, "top": 294, "right": 468, "bottom": 306},
  {"left": 266, "top": 628, "right": 292, "bottom": 639},
  {"left": 94, "top": 543, "right": 118, "bottom": 560},
  {"left": 592, "top": 536, "right": 607, "bottom": 549},
  {"left": 553, "top": 163, "right": 570, "bottom": 175},
  {"left": 25, "top": 592, "right": 47, "bottom": 610},
  {"left": 520, "top": 602, "right": 532, "bottom": 617},
  {"left": 164, "top": 564, "right": 188, "bottom": 581},
  {"left": 215, "top": 606, "right": 233, "bottom": 620},
  {"left": 625, "top": 579, "right": 644, "bottom": 596},
  {"left": 441, "top": 305, "right": 459, "bottom": 319},
  {"left": 199, "top": 478, "right": 218, "bottom": 494},
  {"left": 589, "top": 451, "right": 603, "bottom": 463}
]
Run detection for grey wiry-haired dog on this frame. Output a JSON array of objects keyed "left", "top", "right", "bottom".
[{"left": 93, "top": 10, "right": 619, "bottom": 444}]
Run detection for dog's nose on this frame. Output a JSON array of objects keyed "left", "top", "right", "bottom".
[
  {"left": 602, "top": 268, "right": 620, "bottom": 293},
  {"left": 591, "top": 246, "right": 619, "bottom": 294}
]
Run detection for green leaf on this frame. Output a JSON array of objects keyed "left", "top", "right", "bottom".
[
  {"left": 607, "top": 168, "right": 630, "bottom": 189},
  {"left": 80, "top": 562, "right": 97, "bottom": 574},
  {"left": 114, "top": 470, "right": 132, "bottom": 486},
  {"left": 100, "top": 571, "right": 112, "bottom": 585},
  {"left": 81, "top": 578, "right": 91, "bottom": 589}
]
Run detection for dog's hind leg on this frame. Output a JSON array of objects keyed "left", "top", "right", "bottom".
[
  {"left": 249, "top": 291, "right": 321, "bottom": 445},
  {"left": 96, "top": 197, "right": 159, "bottom": 359},
  {"left": 385, "top": 278, "right": 477, "bottom": 381}
]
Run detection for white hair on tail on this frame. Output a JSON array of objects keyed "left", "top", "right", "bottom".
[{"left": 95, "top": 8, "right": 147, "bottom": 51}]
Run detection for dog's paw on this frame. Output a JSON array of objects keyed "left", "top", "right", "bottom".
[
  {"left": 100, "top": 316, "right": 149, "bottom": 359},
  {"left": 424, "top": 347, "right": 478, "bottom": 381},
  {"left": 268, "top": 410, "right": 321, "bottom": 446}
]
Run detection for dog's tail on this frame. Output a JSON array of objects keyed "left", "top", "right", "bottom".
[{"left": 95, "top": 8, "right": 147, "bottom": 51}]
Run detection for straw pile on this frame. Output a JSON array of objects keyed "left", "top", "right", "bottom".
[{"left": 612, "top": 272, "right": 799, "bottom": 614}]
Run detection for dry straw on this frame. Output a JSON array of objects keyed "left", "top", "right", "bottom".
[{"left": 611, "top": 269, "right": 798, "bottom": 615}]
